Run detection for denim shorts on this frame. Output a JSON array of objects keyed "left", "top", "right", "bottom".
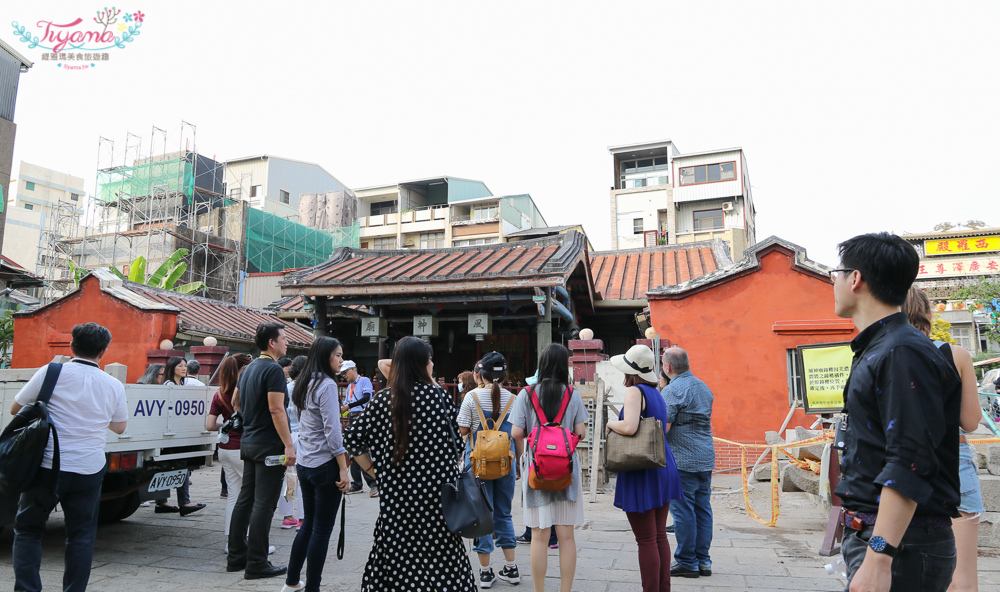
[{"left": 957, "top": 442, "right": 984, "bottom": 514}]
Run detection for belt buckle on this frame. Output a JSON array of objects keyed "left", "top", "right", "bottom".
[{"left": 842, "top": 510, "right": 864, "bottom": 531}]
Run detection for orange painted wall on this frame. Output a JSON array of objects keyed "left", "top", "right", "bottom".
[
  {"left": 649, "top": 246, "right": 857, "bottom": 452},
  {"left": 12, "top": 275, "right": 178, "bottom": 383}
]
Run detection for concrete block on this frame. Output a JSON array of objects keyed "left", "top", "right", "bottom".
[
  {"left": 793, "top": 426, "right": 825, "bottom": 461},
  {"left": 988, "top": 445, "right": 1000, "bottom": 476},
  {"left": 754, "top": 460, "right": 787, "bottom": 481},
  {"left": 978, "top": 512, "right": 1000, "bottom": 548},
  {"left": 980, "top": 474, "right": 1000, "bottom": 513},
  {"left": 780, "top": 463, "right": 819, "bottom": 495},
  {"left": 765, "top": 431, "right": 785, "bottom": 446}
]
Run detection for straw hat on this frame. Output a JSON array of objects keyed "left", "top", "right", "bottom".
[{"left": 610, "top": 344, "right": 658, "bottom": 383}]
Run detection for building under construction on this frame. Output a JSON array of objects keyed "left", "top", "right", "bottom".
[{"left": 43, "top": 124, "right": 359, "bottom": 304}]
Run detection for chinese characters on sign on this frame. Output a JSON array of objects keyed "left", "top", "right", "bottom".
[
  {"left": 924, "top": 235, "right": 1000, "bottom": 256},
  {"left": 797, "top": 343, "right": 853, "bottom": 414},
  {"left": 917, "top": 256, "right": 1000, "bottom": 277}
]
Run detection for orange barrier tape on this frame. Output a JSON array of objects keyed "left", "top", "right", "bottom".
[
  {"left": 969, "top": 437, "right": 1000, "bottom": 444},
  {"left": 714, "top": 433, "right": 834, "bottom": 527}
]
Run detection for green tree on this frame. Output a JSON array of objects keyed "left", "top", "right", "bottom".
[
  {"left": 0, "top": 310, "right": 14, "bottom": 368},
  {"left": 930, "top": 313, "right": 957, "bottom": 345},
  {"left": 955, "top": 276, "right": 1000, "bottom": 347}
]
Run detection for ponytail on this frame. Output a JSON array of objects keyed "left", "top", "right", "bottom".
[{"left": 490, "top": 380, "right": 502, "bottom": 421}]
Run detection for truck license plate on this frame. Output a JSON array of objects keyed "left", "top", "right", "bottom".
[{"left": 147, "top": 469, "right": 188, "bottom": 492}]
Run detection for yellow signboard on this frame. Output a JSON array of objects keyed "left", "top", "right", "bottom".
[
  {"left": 797, "top": 343, "right": 853, "bottom": 414},
  {"left": 924, "top": 235, "right": 1000, "bottom": 256}
]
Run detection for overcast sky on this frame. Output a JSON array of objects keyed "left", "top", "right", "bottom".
[{"left": 7, "top": 1, "right": 999, "bottom": 266}]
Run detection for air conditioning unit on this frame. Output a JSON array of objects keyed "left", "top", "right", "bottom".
[{"left": 721, "top": 202, "right": 734, "bottom": 212}]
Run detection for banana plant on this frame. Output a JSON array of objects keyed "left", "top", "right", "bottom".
[{"left": 85, "top": 248, "right": 207, "bottom": 295}]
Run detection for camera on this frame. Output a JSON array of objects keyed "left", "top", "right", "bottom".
[{"left": 217, "top": 412, "right": 243, "bottom": 444}]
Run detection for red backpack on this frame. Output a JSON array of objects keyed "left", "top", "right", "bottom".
[{"left": 525, "top": 385, "right": 581, "bottom": 491}]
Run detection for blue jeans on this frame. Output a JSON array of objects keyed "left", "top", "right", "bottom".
[
  {"left": 670, "top": 470, "right": 713, "bottom": 570},
  {"left": 13, "top": 468, "right": 106, "bottom": 592},
  {"left": 287, "top": 460, "right": 344, "bottom": 592},
  {"left": 841, "top": 524, "right": 956, "bottom": 592},
  {"left": 473, "top": 471, "right": 517, "bottom": 555}
]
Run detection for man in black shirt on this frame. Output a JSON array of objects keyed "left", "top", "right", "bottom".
[
  {"left": 832, "top": 232, "right": 960, "bottom": 592},
  {"left": 226, "top": 322, "right": 296, "bottom": 580}
]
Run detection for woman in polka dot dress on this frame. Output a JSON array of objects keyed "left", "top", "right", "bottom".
[{"left": 345, "top": 337, "right": 476, "bottom": 592}]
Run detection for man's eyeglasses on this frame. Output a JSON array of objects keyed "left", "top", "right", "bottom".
[{"left": 828, "top": 268, "right": 856, "bottom": 281}]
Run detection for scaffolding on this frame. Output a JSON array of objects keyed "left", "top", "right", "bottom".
[{"left": 56, "top": 122, "right": 243, "bottom": 303}]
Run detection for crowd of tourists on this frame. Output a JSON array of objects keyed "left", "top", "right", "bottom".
[{"left": 7, "top": 231, "right": 993, "bottom": 592}]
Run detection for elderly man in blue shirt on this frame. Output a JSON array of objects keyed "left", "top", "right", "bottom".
[
  {"left": 339, "top": 360, "right": 378, "bottom": 497},
  {"left": 661, "top": 346, "right": 715, "bottom": 579}
]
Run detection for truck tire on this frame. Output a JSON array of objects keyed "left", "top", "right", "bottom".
[{"left": 98, "top": 491, "right": 141, "bottom": 524}]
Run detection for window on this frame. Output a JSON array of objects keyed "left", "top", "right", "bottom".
[
  {"left": 24, "top": 203, "right": 34, "bottom": 211},
  {"left": 619, "top": 157, "right": 670, "bottom": 189},
  {"left": 633, "top": 218, "right": 644, "bottom": 234},
  {"left": 693, "top": 209, "right": 724, "bottom": 231},
  {"left": 786, "top": 349, "right": 803, "bottom": 407},
  {"left": 250, "top": 185, "right": 261, "bottom": 198},
  {"left": 419, "top": 232, "right": 445, "bottom": 249},
  {"left": 679, "top": 161, "right": 736, "bottom": 186},
  {"left": 617, "top": 212, "right": 640, "bottom": 237},
  {"left": 25, "top": 181, "right": 35, "bottom": 191},
  {"left": 372, "top": 237, "right": 397, "bottom": 250},
  {"left": 70, "top": 193, "right": 80, "bottom": 202},
  {"left": 471, "top": 204, "right": 498, "bottom": 220},
  {"left": 279, "top": 190, "right": 290, "bottom": 204},
  {"left": 370, "top": 200, "right": 397, "bottom": 216},
  {"left": 454, "top": 237, "right": 499, "bottom": 247},
  {"left": 951, "top": 327, "right": 972, "bottom": 350},
  {"left": 229, "top": 188, "right": 241, "bottom": 199}
]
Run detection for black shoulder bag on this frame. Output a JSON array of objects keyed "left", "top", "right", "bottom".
[
  {"left": 0, "top": 363, "right": 63, "bottom": 499},
  {"left": 440, "top": 417, "right": 494, "bottom": 538}
]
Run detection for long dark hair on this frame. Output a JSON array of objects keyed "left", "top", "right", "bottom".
[
  {"left": 217, "top": 355, "right": 251, "bottom": 410},
  {"left": 389, "top": 336, "right": 434, "bottom": 464},
  {"left": 164, "top": 356, "right": 186, "bottom": 385},
  {"left": 291, "top": 337, "right": 342, "bottom": 412},
  {"left": 534, "top": 343, "right": 570, "bottom": 422},
  {"left": 138, "top": 363, "right": 164, "bottom": 385}
]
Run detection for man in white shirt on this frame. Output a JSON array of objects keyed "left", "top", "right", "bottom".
[
  {"left": 11, "top": 322, "right": 128, "bottom": 592},
  {"left": 185, "top": 359, "right": 206, "bottom": 386},
  {"left": 339, "top": 360, "right": 377, "bottom": 496}
]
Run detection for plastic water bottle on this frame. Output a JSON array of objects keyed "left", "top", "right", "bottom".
[
  {"left": 824, "top": 556, "right": 847, "bottom": 577},
  {"left": 264, "top": 455, "right": 286, "bottom": 466}
]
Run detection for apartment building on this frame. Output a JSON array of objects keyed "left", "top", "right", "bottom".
[
  {"left": 224, "top": 155, "right": 350, "bottom": 221},
  {"left": 3, "top": 161, "right": 86, "bottom": 275},
  {"left": 354, "top": 175, "right": 548, "bottom": 249},
  {"left": 608, "top": 139, "right": 756, "bottom": 260}
]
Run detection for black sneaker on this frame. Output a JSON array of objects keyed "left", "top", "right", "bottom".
[
  {"left": 498, "top": 564, "right": 520, "bottom": 584},
  {"left": 479, "top": 568, "right": 496, "bottom": 589},
  {"left": 345, "top": 485, "right": 363, "bottom": 495},
  {"left": 515, "top": 533, "right": 530, "bottom": 545}
]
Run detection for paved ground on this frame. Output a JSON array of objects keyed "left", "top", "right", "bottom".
[{"left": 2, "top": 466, "right": 1000, "bottom": 591}]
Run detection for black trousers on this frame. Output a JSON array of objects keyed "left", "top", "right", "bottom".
[{"left": 227, "top": 441, "right": 286, "bottom": 570}]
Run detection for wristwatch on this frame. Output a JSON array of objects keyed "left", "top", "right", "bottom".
[{"left": 868, "top": 535, "right": 898, "bottom": 557}]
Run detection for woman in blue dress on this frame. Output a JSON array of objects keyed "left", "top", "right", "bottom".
[{"left": 606, "top": 344, "right": 683, "bottom": 592}]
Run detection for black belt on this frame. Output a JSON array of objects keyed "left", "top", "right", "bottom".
[{"left": 840, "top": 509, "right": 952, "bottom": 531}]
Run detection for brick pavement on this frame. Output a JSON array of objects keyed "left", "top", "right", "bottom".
[{"left": 2, "top": 467, "right": 999, "bottom": 591}]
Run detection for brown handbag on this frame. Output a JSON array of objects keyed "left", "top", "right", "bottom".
[{"left": 604, "top": 387, "right": 667, "bottom": 472}]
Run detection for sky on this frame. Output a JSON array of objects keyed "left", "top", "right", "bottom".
[{"left": 6, "top": 1, "right": 1000, "bottom": 266}]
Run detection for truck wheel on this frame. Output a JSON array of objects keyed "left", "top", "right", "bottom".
[{"left": 98, "top": 491, "right": 141, "bottom": 524}]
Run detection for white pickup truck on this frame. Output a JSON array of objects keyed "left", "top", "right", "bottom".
[{"left": 0, "top": 363, "right": 217, "bottom": 526}]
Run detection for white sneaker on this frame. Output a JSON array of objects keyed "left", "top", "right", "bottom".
[{"left": 280, "top": 582, "right": 304, "bottom": 592}]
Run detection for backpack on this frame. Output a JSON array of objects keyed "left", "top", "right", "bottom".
[
  {"left": 525, "top": 385, "right": 581, "bottom": 491},
  {"left": 469, "top": 395, "right": 516, "bottom": 480},
  {"left": 0, "top": 363, "right": 62, "bottom": 500}
]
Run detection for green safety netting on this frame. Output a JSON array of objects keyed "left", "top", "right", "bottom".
[
  {"left": 97, "top": 158, "right": 194, "bottom": 204},
  {"left": 245, "top": 209, "right": 359, "bottom": 272}
]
